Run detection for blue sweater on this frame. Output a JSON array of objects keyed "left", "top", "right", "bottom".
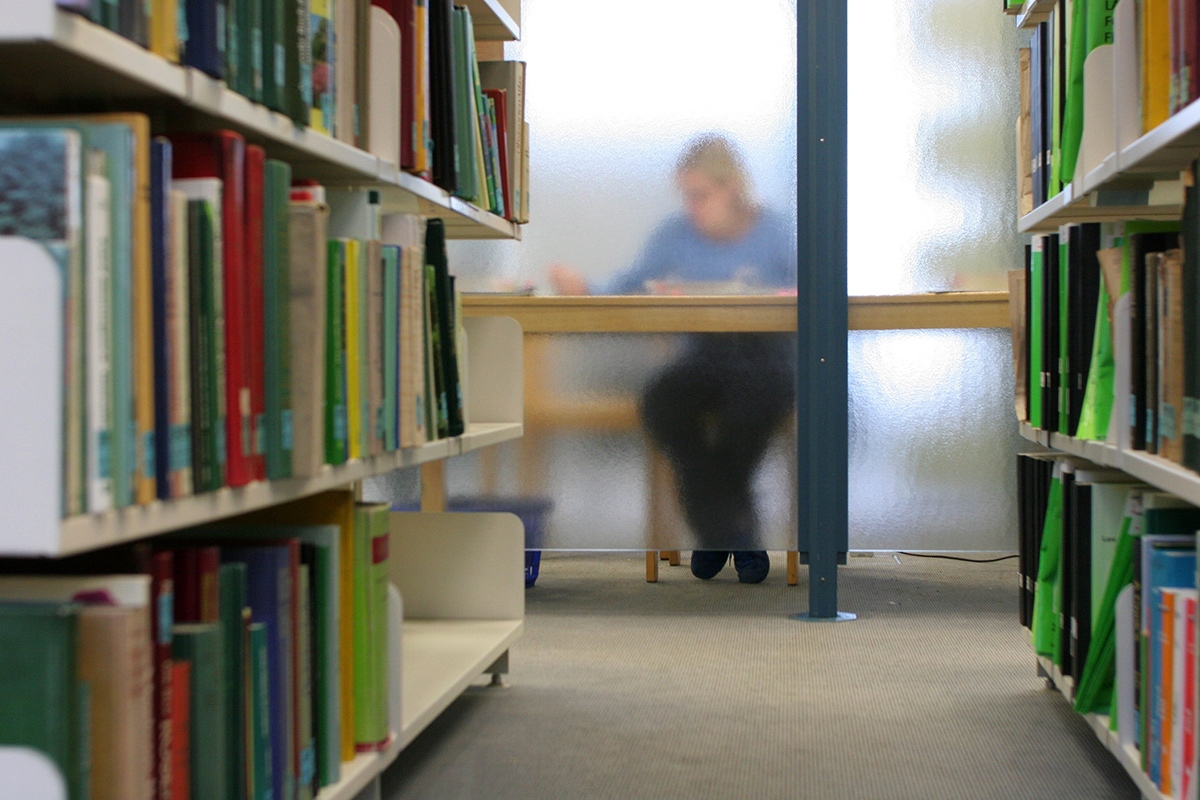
[{"left": 600, "top": 208, "right": 796, "bottom": 295}]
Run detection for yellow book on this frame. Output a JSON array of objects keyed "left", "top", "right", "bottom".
[
  {"left": 235, "top": 490, "right": 358, "bottom": 764},
  {"left": 150, "top": 0, "right": 179, "bottom": 63},
  {"left": 414, "top": 0, "right": 431, "bottom": 175},
  {"left": 345, "top": 238, "right": 363, "bottom": 460},
  {"left": 1143, "top": 0, "right": 1172, "bottom": 132}
]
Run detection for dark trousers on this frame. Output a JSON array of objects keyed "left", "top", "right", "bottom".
[{"left": 639, "top": 334, "right": 796, "bottom": 551}]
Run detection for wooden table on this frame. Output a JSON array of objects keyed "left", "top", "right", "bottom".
[{"left": 453, "top": 292, "right": 1011, "bottom": 581}]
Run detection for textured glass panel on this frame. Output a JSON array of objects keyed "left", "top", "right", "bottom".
[
  {"left": 848, "top": 0, "right": 1023, "bottom": 294},
  {"left": 447, "top": 0, "right": 798, "bottom": 291},
  {"left": 849, "top": 329, "right": 1021, "bottom": 551}
]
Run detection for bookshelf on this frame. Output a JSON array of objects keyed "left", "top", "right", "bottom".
[
  {"left": 1015, "top": 0, "right": 1054, "bottom": 29},
  {"left": 1035, "top": 655, "right": 1171, "bottom": 800},
  {"left": 0, "top": 0, "right": 529, "bottom": 796},
  {"left": 0, "top": 2, "right": 521, "bottom": 241},
  {"left": 1018, "top": 182, "right": 1182, "bottom": 233}
]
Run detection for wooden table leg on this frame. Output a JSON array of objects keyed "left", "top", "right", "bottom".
[
  {"left": 787, "top": 551, "right": 799, "bottom": 586},
  {"left": 666, "top": 550, "right": 681, "bottom": 566},
  {"left": 645, "top": 551, "right": 659, "bottom": 582},
  {"left": 420, "top": 461, "right": 447, "bottom": 512}
]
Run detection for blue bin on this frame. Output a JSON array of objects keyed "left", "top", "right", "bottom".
[{"left": 446, "top": 496, "right": 553, "bottom": 588}]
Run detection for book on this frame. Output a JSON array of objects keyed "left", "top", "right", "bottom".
[
  {"left": 0, "top": 602, "right": 88, "bottom": 800},
  {"left": 428, "top": 0, "right": 458, "bottom": 192},
  {"left": 478, "top": 60, "right": 526, "bottom": 220},
  {"left": 167, "top": 186, "right": 194, "bottom": 497},
  {"left": 171, "top": 545, "right": 220, "bottom": 624},
  {"left": 382, "top": 245, "right": 401, "bottom": 452},
  {"left": 85, "top": 149, "right": 114, "bottom": 512},
  {"left": 0, "top": 575, "right": 154, "bottom": 800},
  {"left": 218, "top": 562, "right": 249, "bottom": 800},
  {"left": 172, "top": 623, "right": 228, "bottom": 800},
  {"left": 345, "top": 237, "right": 365, "bottom": 460},
  {"left": 169, "top": 661, "right": 190, "bottom": 800},
  {"left": 287, "top": 198, "right": 329, "bottom": 477},
  {"left": 483, "top": 89, "right": 512, "bottom": 218},
  {"left": 450, "top": 6, "right": 479, "bottom": 203},
  {"left": 248, "top": 621, "right": 272, "bottom": 800},
  {"left": 183, "top": 0, "right": 227, "bottom": 78},
  {"left": 171, "top": 132, "right": 252, "bottom": 488},
  {"left": 326, "top": 239, "right": 349, "bottom": 464},
  {"left": 221, "top": 543, "right": 297, "bottom": 800},
  {"left": 310, "top": 0, "right": 335, "bottom": 135},
  {"left": 150, "top": 0, "right": 180, "bottom": 62},
  {"left": 426, "top": 219, "right": 464, "bottom": 437},
  {"left": 261, "top": 0, "right": 287, "bottom": 113},
  {"left": 245, "top": 145, "right": 268, "bottom": 482},
  {"left": 353, "top": 503, "right": 391, "bottom": 750},
  {"left": 367, "top": 239, "right": 385, "bottom": 456},
  {"left": 1145, "top": 0, "right": 1173, "bottom": 132},
  {"left": 296, "top": 564, "right": 316, "bottom": 799},
  {"left": 264, "top": 158, "right": 294, "bottom": 480},
  {"left": 1159, "top": 249, "right": 1185, "bottom": 461}
]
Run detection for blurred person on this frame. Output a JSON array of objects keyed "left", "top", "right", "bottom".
[{"left": 549, "top": 134, "right": 797, "bottom": 583}]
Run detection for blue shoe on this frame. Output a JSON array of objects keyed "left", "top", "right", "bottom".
[
  {"left": 690, "top": 550, "right": 730, "bottom": 579},
  {"left": 734, "top": 551, "right": 769, "bottom": 584}
]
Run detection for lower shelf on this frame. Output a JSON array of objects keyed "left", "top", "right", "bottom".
[
  {"left": 401, "top": 619, "right": 524, "bottom": 746},
  {"left": 1037, "top": 655, "right": 1169, "bottom": 800},
  {"left": 316, "top": 618, "right": 524, "bottom": 800}
]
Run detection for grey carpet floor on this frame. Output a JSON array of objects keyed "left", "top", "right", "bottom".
[{"left": 381, "top": 552, "right": 1140, "bottom": 800}]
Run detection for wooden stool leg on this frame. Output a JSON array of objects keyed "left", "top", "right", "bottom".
[
  {"left": 666, "top": 550, "right": 681, "bottom": 566},
  {"left": 787, "top": 551, "right": 799, "bottom": 586},
  {"left": 646, "top": 551, "right": 659, "bottom": 582}
]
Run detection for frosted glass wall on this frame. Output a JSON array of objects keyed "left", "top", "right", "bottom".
[{"left": 365, "top": 0, "right": 1030, "bottom": 552}]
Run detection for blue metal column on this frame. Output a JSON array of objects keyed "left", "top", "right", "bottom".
[{"left": 794, "top": 0, "right": 851, "bottom": 621}]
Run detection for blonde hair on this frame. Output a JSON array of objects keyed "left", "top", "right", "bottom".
[{"left": 675, "top": 134, "right": 753, "bottom": 206}]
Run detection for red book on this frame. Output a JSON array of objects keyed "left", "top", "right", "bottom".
[
  {"left": 172, "top": 546, "right": 221, "bottom": 623},
  {"left": 483, "top": 89, "right": 512, "bottom": 220},
  {"left": 169, "top": 661, "right": 191, "bottom": 800},
  {"left": 169, "top": 131, "right": 252, "bottom": 488},
  {"left": 244, "top": 145, "right": 267, "bottom": 481},
  {"left": 135, "top": 548, "right": 175, "bottom": 800}
]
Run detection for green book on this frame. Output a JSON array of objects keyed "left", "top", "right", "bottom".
[
  {"left": 450, "top": 7, "right": 479, "bottom": 201},
  {"left": 219, "top": 562, "right": 249, "bottom": 800},
  {"left": 382, "top": 246, "right": 400, "bottom": 452},
  {"left": 325, "top": 240, "right": 348, "bottom": 464},
  {"left": 172, "top": 623, "right": 228, "bottom": 800},
  {"left": 264, "top": 159, "right": 294, "bottom": 479},
  {"left": 286, "top": 0, "right": 311, "bottom": 126},
  {"left": 0, "top": 602, "right": 88, "bottom": 800},
  {"left": 1031, "top": 462, "right": 1064, "bottom": 661},
  {"left": 353, "top": 504, "right": 391, "bottom": 748},
  {"left": 248, "top": 622, "right": 273, "bottom": 800},
  {"left": 357, "top": 242, "right": 370, "bottom": 458},
  {"left": 262, "top": 0, "right": 288, "bottom": 113},
  {"left": 1029, "top": 238, "right": 1044, "bottom": 428},
  {"left": 239, "top": 0, "right": 264, "bottom": 102},
  {"left": 185, "top": 196, "right": 224, "bottom": 492},
  {"left": 226, "top": 0, "right": 242, "bottom": 96},
  {"left": 296, "top": 564, "right": 316, "bottom": 800}
]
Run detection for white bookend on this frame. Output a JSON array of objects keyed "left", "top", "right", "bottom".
[
  {"left": 369, "top": 7, "right": 402, "bottom": 165},
  {"left": 1112, "top": 0, "right": 1141, "bottom": 154},
  {"left": 1076, "top": 44, "right": 1115, "bottom": 185},
  {"left": 0, "top": 747, "right": 66, "bottom": 800},
  {"left": 0, "top": 237, "right": 62, "bottom": 555}
]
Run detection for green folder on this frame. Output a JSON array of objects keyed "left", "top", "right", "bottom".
[
  {"left": 1030, "top": 240, "right": 1044, "bottom": 428},
  {"left": 1031, "top": 463, "right": 1064, "bottom": 661},
  {"left": 1076, "top": 283, "right": 1114, "bottom": 440}
]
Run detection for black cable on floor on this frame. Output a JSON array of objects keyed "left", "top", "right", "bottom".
[{"left": 896, "top": 551, "right": 1018, "bottom": 564}]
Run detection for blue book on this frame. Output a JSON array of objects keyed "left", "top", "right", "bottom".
[
  {"left": 184, "top": 0, "right": 228, "bottom": 79},
  {"left": 1145, "top": 541, "right": 1196, "bottom": 786},
  {"left": 222, "top": 543, "right": 296, "bottom": 800},
  {"left": 150, "top": 137, "right": 172, "bottom": 500}
]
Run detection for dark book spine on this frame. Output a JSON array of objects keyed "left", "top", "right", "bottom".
[
  {"left": 1074, "top": 224, "right": 1102, "bottom": 435},
  {"left": 1184, "top": 165, "right": 1200, "bottom": 469},
  {"left": 1059, "top": 467, "right": 1075, "bottom": 677},
  {"left": 1071, "top": 482, "right": 1092, "bottom": 686},
  {"left": 1044, "top": 234, "right": 1061, "bottom": 429}
]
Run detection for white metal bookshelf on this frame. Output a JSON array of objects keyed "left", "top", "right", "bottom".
[
  {"left": 1036, "top": 656, "right": 1169, "bottom": 800},
  {"left": 0, "top": 2, "right": 521, "bottom": 241},
  {"left": 1015, "top": 0, "right": 1055, "bottom": 29},
  {"left": 0, "top": 0, "right": 529, "bottom": 791},
  {"left": 1018, "top": 182, "right": 1182, "bottom": 233}
]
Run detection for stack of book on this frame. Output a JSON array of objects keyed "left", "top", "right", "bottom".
[
  {"left": 1015, "top": 0, "right": 1200, "bottom": 216},
  {"left": 0, "top": 120, "right": 470, "bottom": 516},
  {"left": 1012, "top": 160, "right": 1200, "bottom": 474},
  {"left": 0, "top": 489, "right": 397, "bottom": 800},
  {"left": 1018, "top": 460, "right": 1200, "bottom": 800},
  {"left": 54, "top": 0, "right": 531, "bottom": 223}
]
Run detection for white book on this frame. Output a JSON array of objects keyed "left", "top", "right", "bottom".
[
  {"left": 173, "top": 178, "right": 225, "bottom": 474},
  {"left": 168, "top": 188, "right": 192, "bottom": 496},
  {"left": 85, "top": 154, "right": 113, "bottom": 512}
]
